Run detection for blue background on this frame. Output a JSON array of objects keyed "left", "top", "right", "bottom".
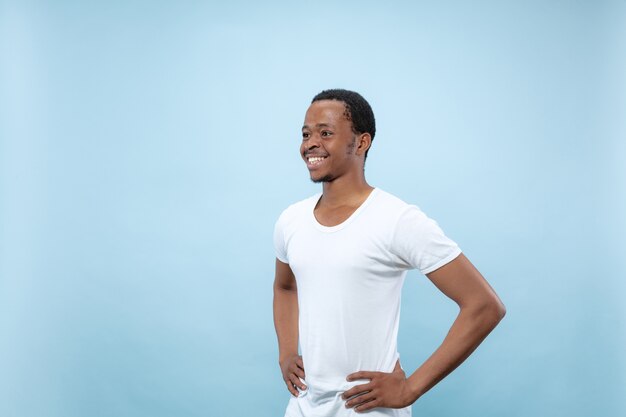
[{"left": 1, "top": 1, "right": 624, "bottom": 416}]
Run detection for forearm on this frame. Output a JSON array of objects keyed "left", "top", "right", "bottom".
[
  {"left": 273, "top": 285, "right": 299, "bottom": 362},
  {"left": 406, "top": 301, "right": 505, "bottom": 401}
]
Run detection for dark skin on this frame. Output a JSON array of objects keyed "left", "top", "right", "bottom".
[{"left": 273, "top": 99, "right": 506, "bottom": 412}]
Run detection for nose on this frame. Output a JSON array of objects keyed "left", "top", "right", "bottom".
[{"left": 304, "top": 133, "right": 321, "bottom": 150}]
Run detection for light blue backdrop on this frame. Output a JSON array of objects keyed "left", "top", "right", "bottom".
[{"left": 1, "top": 1, "right": 624, "bottom": 416}]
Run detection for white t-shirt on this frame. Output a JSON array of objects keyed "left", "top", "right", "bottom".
[{"left": 274, "top": 187, "right": 462, "bottom": 417}]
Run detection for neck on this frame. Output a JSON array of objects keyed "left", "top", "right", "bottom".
[{"left": 320, "top": 170, "right": 373, "bottom": 207}]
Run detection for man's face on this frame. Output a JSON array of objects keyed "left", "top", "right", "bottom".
[{"left": 300, "top": 100, "right": 360, "bottom": 183}]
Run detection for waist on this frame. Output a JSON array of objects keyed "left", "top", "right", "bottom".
[
  {"left": 297, "top": 375, "right": 366, "bottom": 407},
  {"left": 291, "top": 373, "right": 412, "bottom": 416}
]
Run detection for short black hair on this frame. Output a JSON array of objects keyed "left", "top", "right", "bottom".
[{"left": 312, "top": 89, "right": 376, "bottom": 162}]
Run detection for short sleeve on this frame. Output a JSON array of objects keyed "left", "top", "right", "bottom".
[
  {"left": 273, "top": 213, "right": 289, "bottom": 264},
  {"left": 389, "top": 205, "right": 462, "bottom": 274}
]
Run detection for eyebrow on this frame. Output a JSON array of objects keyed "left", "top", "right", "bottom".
[{"left": 302, "top": 123, "right": 334, "bottom": 130}]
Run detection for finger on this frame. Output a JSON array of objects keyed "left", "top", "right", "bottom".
[
  {"left": 289, "top": 364, "right": 305, "bottom": 379},
  {"left": 342, "top": 382, "right": 373, "bottom": 400},
  {"left": 346, "top": 391, "right": 377, "bottom": 408},
  {"left": 288, "top": 373, "right": 307, "bottom": 390},
  {"left": 346, "top": 371, "right": 376, "bottom": 382},
  {"left": 355, "top": 397, "right": 380, "bottom": 413},
  {"left": 290, "top": 362, "right": 305, "bottom": 380},
  {"left": 284, "top": 379, "right": 299, "bottom": 397},
  {"left": 296, "top": 355, "right": 305, "bottom": 371},
  {"left": 289, "top": 366, "right": 305, "bottom": 381}
]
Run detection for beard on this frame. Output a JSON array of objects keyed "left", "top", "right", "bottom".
[
  {"left": 310, "top": 173, "right": 335, "bottom": 183},
  {"left": 306, "top": 136, "right": 357, "bottom": 184}
]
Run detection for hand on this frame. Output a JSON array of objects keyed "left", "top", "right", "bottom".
[
  {"left": 279, "top": 354, "right": 307, "bottom": 397},
  {"left": 342, "top": 360, "right": 415, "bottom": 412}
]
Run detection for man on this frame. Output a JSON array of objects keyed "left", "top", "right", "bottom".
[{"left": 273, "top": 89, "right": 506, "bottom": 416}]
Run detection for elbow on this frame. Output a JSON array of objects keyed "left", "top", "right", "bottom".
[
  {"left": 274, "top": 281, "right": 298, "bottom": 293},
  {"left": 465, "top": 297, "right": 506, "bottom": 328},
  {"left": 494, "top": 303, "right": 506, "bottom": 327},
  {"left": 485, "top": 297, "right": 506, "bottom": 326}
]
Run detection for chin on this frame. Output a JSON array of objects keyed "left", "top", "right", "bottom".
[{"left": 310, "top": 173, "right": 335, "bottom": 183}]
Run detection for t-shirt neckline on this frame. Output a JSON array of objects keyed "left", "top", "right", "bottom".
[{"left": 310, "top": 187, "right": 379, "bottom": 233}]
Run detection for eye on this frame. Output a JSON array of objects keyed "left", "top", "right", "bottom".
[
  {"left": 302, "top": 132, "right": 310, "bottom": 140},
  {"left": 321, "top": 130, "right": 332, "bottom": 137}
]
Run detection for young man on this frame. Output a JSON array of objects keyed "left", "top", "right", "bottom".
[{"left": 273, "top": 89, "right": 506, "bottom": 416}]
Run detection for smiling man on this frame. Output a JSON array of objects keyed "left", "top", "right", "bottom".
[{"left": 273, "top": 89, "right": 506, "bottom": 416}]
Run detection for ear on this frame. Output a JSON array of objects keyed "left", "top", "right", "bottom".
[{"left": 356, "top": 133, "right": 372, "bottom": 157}]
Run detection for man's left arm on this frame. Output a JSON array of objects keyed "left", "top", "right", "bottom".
[{"left": 343, "top": 253, "right": 506, "bottom": 412}]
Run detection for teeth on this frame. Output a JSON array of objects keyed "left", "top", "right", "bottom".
[{"left": 308, "top": 156, "right": 326, "bottom": 163}]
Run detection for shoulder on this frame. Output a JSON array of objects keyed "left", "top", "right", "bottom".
[
  {"left": 354, "top": 188, "right": 423, "bottom": 239},
  {"left": 368, "top": 189, "right": 438, "bottom": 238},
  {"left": 370, "top": 188, "right": 419, "bottom": 218},
  {"left": 275, "top": 192, "right": 320, "bottom": 225}
]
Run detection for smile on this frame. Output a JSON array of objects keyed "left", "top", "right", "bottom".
[{"left": 307, "top": 156, "right": 327, "bottom": 164}]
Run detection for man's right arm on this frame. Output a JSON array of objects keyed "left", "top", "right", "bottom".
[{"left": 273, "top": 258, "right": 307, "bottom": 396}]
